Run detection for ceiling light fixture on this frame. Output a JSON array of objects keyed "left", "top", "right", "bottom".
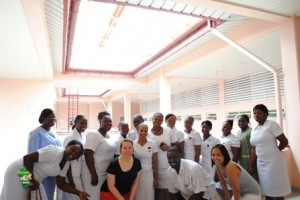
[{"left": 100, "top": 5, "right": 124, "bottom": 47}]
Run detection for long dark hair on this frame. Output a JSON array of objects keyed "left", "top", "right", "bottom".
[{"left": 211, "top": 144, "right": 231, "bottom": 167}]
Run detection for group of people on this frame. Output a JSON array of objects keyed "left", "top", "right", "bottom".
[{"left": 0, "top": 103, "right": 291, "bottom": 200}]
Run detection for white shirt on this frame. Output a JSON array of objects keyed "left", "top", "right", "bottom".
[
  {"left": 183, "top": 129, "right": 202, "bottom": 161},
  {"left": 63, "top": 128, "right": 85, "bottom": 147},
  {"left": 114, "top": 134, "right": 126, "bottom": 155},
  {"left": 63, "top": 128, "right": 85, "bottom": 179},
  {"left": 149, "top": 127, "right": 177, "bottom": 169},
  {"left": 170, "top": 127, "right": 184, "bottom": 143},
  {"left": 84, "top": 131, "right": 115, "bottom": 175},
  {"left": 184, "top": 129, "right": 202, "bottom": 151},
  {"left": 127, "top": 129, "right": 139, "bottom": 141},
  {"left": 200, "top": 135, "right": 220, "bottom": 173},
  {"left": 219, "top": 133, "right": 240, "bottom": 159},
  {"left": 35, "top": 145, "right": 69, "bottom": 182},
  {"left": 133, "top": 139, "right": 158, "bottom": 171},
  {"left": 167, "top": 159, "right": 213, "bottom": 200}
]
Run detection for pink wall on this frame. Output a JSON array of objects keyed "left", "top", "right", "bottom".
[
  {"left": 280, "top": 16, "right": 300, "bottom": 188},
  {"left": 55, "top": 101, "right": 141, "bottom": 132},
  {"left": 0, "top": 79, "right": 56, "bottom": 189}
]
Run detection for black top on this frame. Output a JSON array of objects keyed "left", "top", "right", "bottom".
[{"left": 101, "top": 157, "right": 142, "bottom": 195}]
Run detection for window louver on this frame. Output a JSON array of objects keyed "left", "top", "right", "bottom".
[{"left": 225, "top": 69, "right": 284, "bottom": 104}]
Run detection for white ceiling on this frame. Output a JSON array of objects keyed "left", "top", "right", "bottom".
[{"left": 1, "top": 0, "right": 300, "bottom": 102}]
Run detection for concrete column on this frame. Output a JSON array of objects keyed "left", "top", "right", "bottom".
[
  {"left": 123, "top": 92, "right": 132, "bottom": 127},
  {"left": 159, "top": 74, "right": 171, "bottom": 115},
  {"left": 107, "top": 99, "right": 113, "bottom": 118},
  {"left": 218, "top": 80, "right": 226, "bottom": 120},
  {"left": 279, "top": 16, "right": 300, "bottom": 188}
]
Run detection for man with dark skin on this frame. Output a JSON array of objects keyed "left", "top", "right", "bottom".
[{"left": 167, "top": 146, "right": 213, "bottom": 200}]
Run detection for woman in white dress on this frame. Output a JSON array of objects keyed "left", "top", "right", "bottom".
[
  {"left": 27, "top": 108, "right": 62, "bottom": 200},
  {"left": 216, "top": 119, "right": 240, "bottom": 200},
  {"left": 0, "top": 141, "right": 89, "bottom": 200},
  {"left": 133, "top": 123, "right": 158, "bottom": 200},
  {"left": 250, "top": 104, "right": 291, "bottom": 200},
  {"left": 183, "top": 115, "right": 201, "bottom": 162},
  {"left": 82, "top": 111, "right": 115, "bottom": 200},
  {"left": 127, "top": 114, "right": 144, "bottom": 141},
  {"left": 200, "top": 120, "right": 220, "bottom": 174},
  {"left": 60, "top": 115, "right": 88, "bottom": 200},
  {"left": 148, "top": 112, "right": 177, "bottom": 200},
  {"left": 200, "top": 120, "right": 220, "bottom": 199},
  {"left": 114, "top": 121, "right": 129, "bottom": 156},
  {"left": 219, "top": 119, "right": 240, "bottom": 162},
  {"left": 165, "top": 113, "right": 184, "bottom": 157}
]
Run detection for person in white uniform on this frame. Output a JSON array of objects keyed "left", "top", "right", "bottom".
[
  {"left": 127, "top": 114, "right": 144, "bottom": 141},
  {"left": 133, "top": 123, "right": 159, "bottom": 200},
  {"left": 250, "top": 104, "right": 291, "bottom": 200},
  {"left": 148, "top": 112, "right": 177, "bottom": 200},
  {"left": 219, "top": 119, "right": 240, "bottom": 162},
  {"left": 114, "top": 121, "right": 129, "bottom": 156},
  {"left": 0, "top": 141, "right": 89, "bottom": 200},
  {"left": 27, "top": 108, "right": 62, "bottom": 200},
  {"left": 183, "top": 115, "right": 201, "bottom": 162},
  {"left": 59, "top": 115, "right": 88, "bottom": 200},
  {"left": 165, "top": 113, "right": 184, "bottom": 157},
  {"left": 216, "top": 119, "right": 240, "bottom": 200},
  {"left": 200, "top": 120, "right": 220, "bottom": 199},
  {"left": 82, "top": 111, "right": 115, "bottom": 200},
  {"left": 200, "top": 120, "right": 220, "bottom": 174},
  {"left": 167, "top": 146, "right": 214, "bottom": 200},
  {"left": 212, "top": 144, "right": 261, "bottom": 200}
]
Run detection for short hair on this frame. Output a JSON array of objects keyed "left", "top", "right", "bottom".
[
  {"left": 201, "top": 120, "right": 212, "bottom": 129},
  {"left": 184, "top": 115, "right": 194, "bottom": 122},
  {"left": 97, "top": 111, "right": 110, "bottom": 121},
  {"left": 153, "top": 112, "right": 164, "bottom": 118},
  {"left": 211, "top": 144, "right": 231, "bottom": 166},
  {"left": 38, "top": 108, "right": 54, "bottom": 123},
  {"left": 72, "top": 115, "right": 87, "bottom": 130},
  {"left": 238, "top": 114, "right": 250, "bottom": 123},
  {"left": 118, "top": 121, "right": 128, "bottom": 128},
  {"left": 66, "top": 140, "right": 84, "bottom": 157},
  {"left": 165, "top": 113, "right": 176, "bottom": 122},
  {"left": 224, "top": 119, "right": 233, "bottom": 128},
  {"left": 167, "top": 145, "right": 180, "bottom": 155},
  {"left": 253, "top": 104, "right": 269, "bottom": 116},
  {"left": 137, "top": 123, "right": 148, "bottom": 131},
  {"left": 133, "top": 114, "right": 143, "bottom": 121}
]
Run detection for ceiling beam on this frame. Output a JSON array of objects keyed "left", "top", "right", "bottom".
[
  {"left": 175, "top": 0, "right": 290, "bottom": 23},
  {"left": 53, "top": 72, "right": 147, "bottom": 89},
  {"left": 147, "top": 18, "right": 278, "bottom": 83},
  {"left": 21, "top": 0, "right": 53, "bottom": 80}
]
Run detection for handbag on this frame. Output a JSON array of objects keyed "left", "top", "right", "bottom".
[{"left": 27, "top": 186, "right": 42, "bottom": 200}]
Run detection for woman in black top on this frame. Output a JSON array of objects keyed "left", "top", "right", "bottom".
[{"left": 101, "top": 139, "right": 141, "bottom": 200}]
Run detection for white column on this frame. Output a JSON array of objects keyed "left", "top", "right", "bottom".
[
  {"left": 123, "top": 92, "right": 132, "bottom": 127},
  {"left": 159, "top": 74, "right": 171, "bottom": 115},
  {"left": 279, "top": 16, "right": 300, "bottom": 188},
  {"left": 107, "top": 99, "right": 113, "bottom": 117}
]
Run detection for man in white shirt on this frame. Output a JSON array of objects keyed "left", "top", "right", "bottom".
[{"left": 167, "top": 146, "right": 214, "bottom": 200}]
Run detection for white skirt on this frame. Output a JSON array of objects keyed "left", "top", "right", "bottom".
[{"left": 135, "top": 170, "right": 154, "bottom": 200}]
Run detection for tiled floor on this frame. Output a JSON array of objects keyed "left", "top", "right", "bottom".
[
  {"left": 286, "top": 191, "right": 300, "bottom": 200},
  {"left": 214, "top": 191, "right": 300, "bottom": 200}
]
